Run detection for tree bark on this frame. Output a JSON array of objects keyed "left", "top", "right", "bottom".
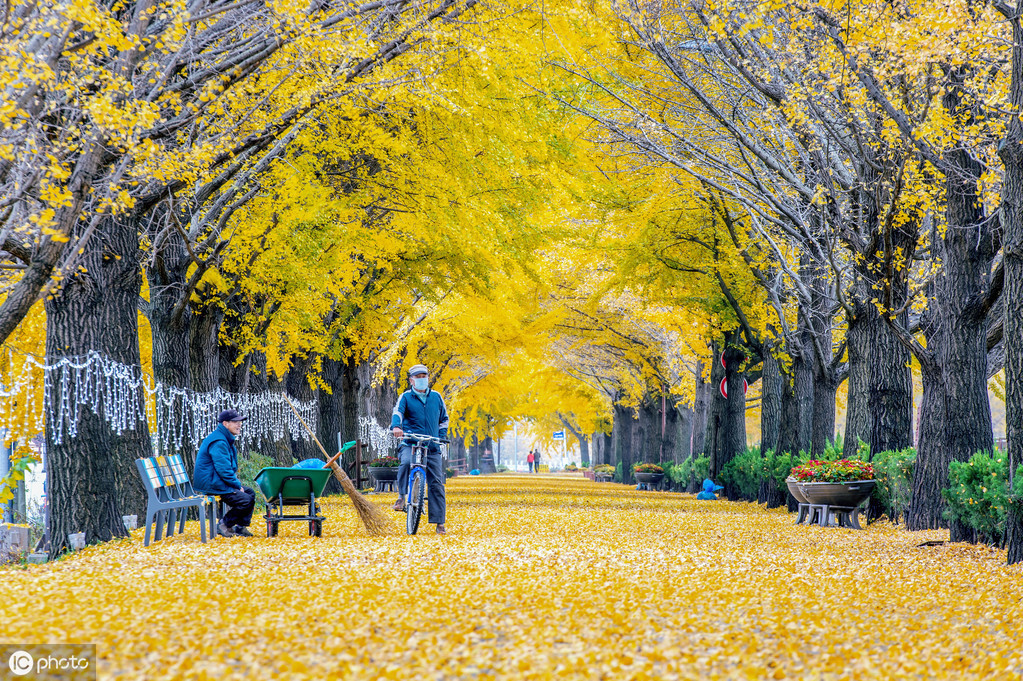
[
  {"left": 612, "top": 402, "right": 635, "bottom": 484},
  {"left": 691, "top": 362, "right": 709, "bottom": 456},
  {"left": 906, "top": 139, "right": 997, "bottom": 536},
  {"left": 843, "top": 302, "right": 872, "bottom": 458},
  {"left": 998, "top": 8, "right": 1023, "bottom": 564},
  {"left": 760, "top": 350, "right": 782, "bottom": 454},
  {"left": 44, "top": 215, "right": 151, "bottom": 557},
  {"left": 147, "top": 215, "right": 196, "bottom": 466}
]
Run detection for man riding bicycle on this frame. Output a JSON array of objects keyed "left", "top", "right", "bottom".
[{"left": 391, "top": 364, "right": 450, "bottom": 535}]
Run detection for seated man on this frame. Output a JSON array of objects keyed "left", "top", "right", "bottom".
[
  {"left": 697, "top": 478, "right": 724, "bottom": 500},
  {"left": 193, "top": 409, "right": 255, "bottom": 537}
]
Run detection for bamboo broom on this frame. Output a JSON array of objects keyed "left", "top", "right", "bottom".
[{"left": 286, "top": 398, "right": 393, "bottom": 536}]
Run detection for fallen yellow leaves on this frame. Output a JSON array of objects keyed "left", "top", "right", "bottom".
[{"left": 2, "top": 475, "right": 1022, "bottom": 680}]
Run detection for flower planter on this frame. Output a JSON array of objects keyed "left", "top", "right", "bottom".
[
  {"left": 594, "top": 473, "right": 613, "bottom": 483},
  {"left": 786, "top": 478, "right": 809, "bottom": 504},
  {"left": 797, "top": 480, "right": 875, "bottom": 508},
  {"left": 634, "top": 472, "right": 665, "bottom": 488},
  {"left": 368, "top": 467, "right": 399, "bottom": 482}
]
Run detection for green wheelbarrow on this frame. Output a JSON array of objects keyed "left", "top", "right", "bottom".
[{"left": 254, "top": 467, "right": 333, "bottom": 537}]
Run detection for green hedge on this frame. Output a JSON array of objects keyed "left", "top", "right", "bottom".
[
  {"left": 943, "top": 450, "right": 1010, "bottom": 545},
  {"left": 719, "top": 447, "right": 803, "bottom": 505},
  {"left": 871, "top": 448, "right": 916, "bottom": 524}
]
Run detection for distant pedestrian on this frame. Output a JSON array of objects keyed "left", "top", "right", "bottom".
[
  {"left": 527, "top": 450, "right": 534, "bottom": 473},
  {"left": 533, "top": 449, "right": 542, "bottom": 472}
]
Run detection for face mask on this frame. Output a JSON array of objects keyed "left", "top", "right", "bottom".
[{"left": 412, "top": 377, "right": 428, "bottom": 391}]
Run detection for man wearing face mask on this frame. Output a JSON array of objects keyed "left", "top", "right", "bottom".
[{"left": 390, "top": 364, "right": 450, "bottom": 534}]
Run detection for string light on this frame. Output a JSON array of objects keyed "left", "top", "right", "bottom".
[{"left": 1, "top": 350, "right": 318, "bottom": 451}]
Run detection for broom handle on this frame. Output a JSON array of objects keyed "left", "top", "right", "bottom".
[{"left": 286, "top": 397, "right": 333, "bottom": 461}]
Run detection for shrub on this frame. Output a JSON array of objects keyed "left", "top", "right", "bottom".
[
  {"left": 720, "top": 447, "right": 763, "bottom": 499},
  {"left": 871, "top": 448, "right": 915, "bottom": 524},
  {"left": 633, "top": 463, "right": 664, "bottom": 474},
  {"left": 496, "top": 464, "right": 509, "bottom": 473},
  {"left": 790, "top": 459, "right": 874, "bottom": 482},
  {"left": 669, "top": 458, "right": 691, "bottom": 485},
  {"left": 368, "top": 456, "right": 401, "bottom": 468},
  {"left": 943, "top": 450, "right": 1009, "bottom": 545},
  {"left": 594, "top": 464, "right": 615, "bottom": 476},
  {"left": 693, "top": 455, "right": 710, "bottom": 481},
  {"left": 239, "top": 451, "right": 275, "bottom": 509},
  {"left": 615, "top": 462, "right": 623, "bottom": 482},
  {"left": 564, "top": 463, "right": 578, "bottom": 471}
]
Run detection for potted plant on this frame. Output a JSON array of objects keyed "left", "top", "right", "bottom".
[
  {"left": 367, "top": 456, "right": 400, "bottom": 483},
  {"left": 594, "top": 463, "right": 615, "bottom": 482},
  {"left": 790, "top": 459, "right": 876, "bottom": 507},
  {"left": 633, "top": 463, "right": 665, "bottom": 487}
]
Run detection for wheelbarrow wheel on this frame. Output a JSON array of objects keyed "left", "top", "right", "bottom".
[
  {"left": 406, "top": 471, "right": 425, "bottom": 535},
  {"left": 309, "top": 520, "right": 322, "bottom": 537}
]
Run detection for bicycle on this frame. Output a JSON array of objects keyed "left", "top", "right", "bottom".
[{"left": 399, "top": 433, "right": 448, "bottom": 535}]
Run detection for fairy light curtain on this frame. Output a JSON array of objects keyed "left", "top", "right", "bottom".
[{"left": 0, "top": 350, "right": 317, "bottom": 450}]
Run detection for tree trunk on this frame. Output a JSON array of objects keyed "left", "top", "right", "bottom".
[
  {"left": 792, "top": 348, "right": 815, "bottom": 456},
  {"left": 999, "top": 10, "right": 1023, "bottom": 564},
  {"left": 147, "top": 213, "right": 196, "bottom": 466},
  {"left": 906, "top": 138, "right": 997, "bottom": 536},
  {"left": 760, "top": 350, "right": 782, "bottom": 454},
  {"left": 843, "top": 302, "right": 872, "bottom": 458},
  {"left": 44, "top": 215, "right": 151, "bottom": 557},
  {"left": 612, "top": 403, "right": 635, "bottom": 484},
  {"left": 812, "top": 372, "right": 838, "bottom": 455},
  {"left": 868, "top": 308, "right": 914, "bottom": 456},
  {"left": 691, "top": 362, "right": 709, "bottom": 456},
  {"left": 189, "top": 304, "right": 223, "bottom": 393}
]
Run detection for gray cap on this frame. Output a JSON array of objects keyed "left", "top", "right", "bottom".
[{"left": 408, "top": 364, "right": 429, "bottom": 376}]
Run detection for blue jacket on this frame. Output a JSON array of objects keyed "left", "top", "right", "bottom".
[
  {"left": 193, "top": 424, "right": 243, "bottom": 494},
  {"left": 390, "top": 389, "right": 449, "bottom": 446}
]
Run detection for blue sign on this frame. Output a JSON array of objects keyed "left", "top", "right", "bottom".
[{"left": 552, "top": 431, "right": 565, "bottom": 440}]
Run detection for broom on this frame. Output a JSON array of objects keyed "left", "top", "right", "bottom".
[{"left": 286, "top": 398, "right": 393, "bottom": 536}]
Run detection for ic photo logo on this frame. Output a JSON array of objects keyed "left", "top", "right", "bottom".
[{"left": 7, "top": 650, "right": 33, "bottom": 676}]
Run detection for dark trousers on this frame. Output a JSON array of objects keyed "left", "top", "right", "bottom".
[
  {"left": 220, "top": 486, "right": 255, "bottom": 528},
  {"left": 528, "top": 462, "right": 534, "bottom": 473},
  {"left": 397, "top": 445, "right": 446, "bottom": 524}
]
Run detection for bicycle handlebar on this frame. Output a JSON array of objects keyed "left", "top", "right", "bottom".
[{"left": 399, "top": 433, "right": 450, "bottom": 445}]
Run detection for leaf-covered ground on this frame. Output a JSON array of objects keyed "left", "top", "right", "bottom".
[{"left": 2, "top": 475, "right": 1021, "bottom": 679}]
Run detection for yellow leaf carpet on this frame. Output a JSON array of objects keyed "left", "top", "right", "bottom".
[{"left": 2, "top": 475, "right": 1021, "bottom": 680}]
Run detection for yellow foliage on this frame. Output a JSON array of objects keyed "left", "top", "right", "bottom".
[{"left": 1, "top": 475, "right": 1020, "bottom": 679}]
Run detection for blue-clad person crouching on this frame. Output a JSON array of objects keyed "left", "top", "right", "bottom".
[
  {"left": 391, "top": 364, "right": 449, "bottom": 535},
  {"left": 193, "top": 409, "right": 256, "bottom": 537}
]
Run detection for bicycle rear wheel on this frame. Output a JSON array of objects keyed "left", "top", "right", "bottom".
[{"left": 406, "top": 470, "right": 425, "bottom": 535}]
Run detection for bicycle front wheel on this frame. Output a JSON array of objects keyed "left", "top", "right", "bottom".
[{"left": 406, "top": 470, "right": 425, "bottom": 535}]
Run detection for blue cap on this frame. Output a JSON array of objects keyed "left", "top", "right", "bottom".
[{"left": 217, "top": 409, "right": 247, "bottom": 423}]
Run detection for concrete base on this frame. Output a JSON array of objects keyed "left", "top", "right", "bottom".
[{"left": 26, "top": 552, "right": 47, "bottom": 564}]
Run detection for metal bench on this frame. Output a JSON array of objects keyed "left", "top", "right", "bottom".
[{"left": 135, "top": 455, "right": 218, "bottom": 546}]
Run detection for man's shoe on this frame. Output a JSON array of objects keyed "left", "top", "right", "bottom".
[
  {"left": 436, "top": 524, "right": 446, "bottom": 535},
  {"left": 217, "top": 521, "right": 236, "bottom": 538},
  {"left": 393, "top": 498, "right": 405, "bottom": 512},
  {"left": 233, "top": 525, "right": 254, "bottom": 537}
]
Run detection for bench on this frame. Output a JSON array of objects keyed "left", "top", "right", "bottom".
[{"left": 135, "top": 455, "right": 218, "bottom": 546}]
